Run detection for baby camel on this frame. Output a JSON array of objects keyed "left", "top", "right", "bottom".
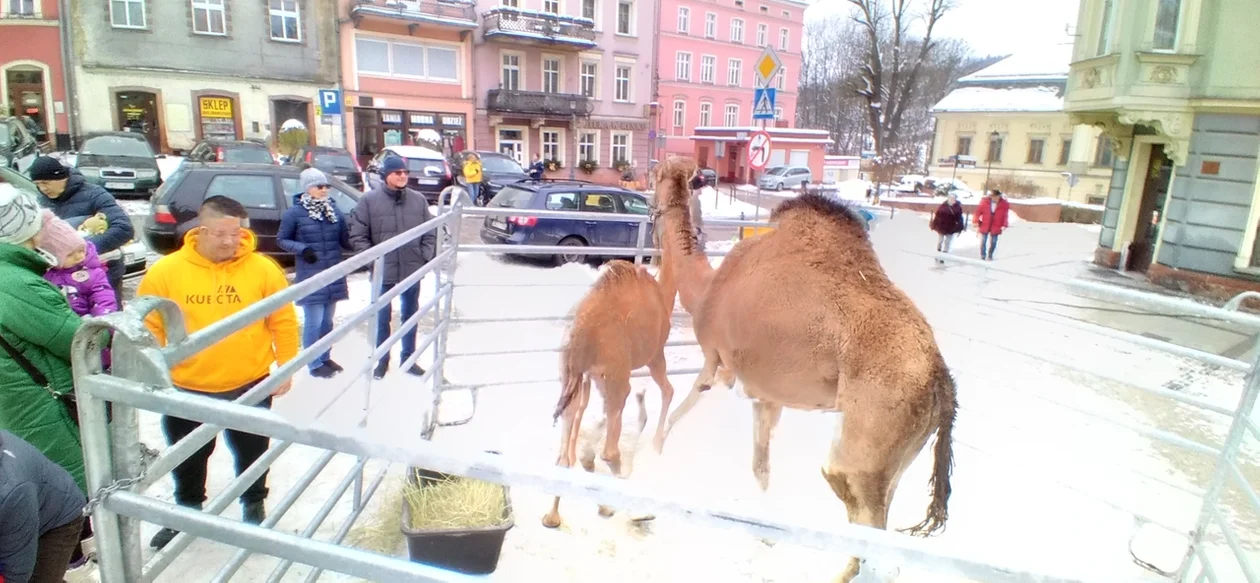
[
  {"left": 542, "top": 258, "right": 677, "bottom": 528},
  {"left": 652, "top": 157, "right": 958, "bottom": 582}
]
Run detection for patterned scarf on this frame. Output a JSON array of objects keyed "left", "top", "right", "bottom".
[{"left": 300, "top": 194, "right": 338, "bottom": 223}]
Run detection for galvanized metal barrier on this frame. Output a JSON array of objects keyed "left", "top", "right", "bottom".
[{"left": 65, "top": 194, "right": 1250, "bottom": 582}]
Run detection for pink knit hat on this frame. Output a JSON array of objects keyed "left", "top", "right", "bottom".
[{"left": 39, "top": 210, "right": 86, "bottom": 267}]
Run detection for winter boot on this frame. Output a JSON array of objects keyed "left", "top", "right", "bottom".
[
  {"left": 243, "top": 500, "right": 266, "bottom": 525},
  {"left": 149, "top": 503, "right": 201, "bottom": 549}
]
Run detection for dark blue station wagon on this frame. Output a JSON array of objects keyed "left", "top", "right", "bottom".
[{"left": 479, "top": 180, "right": 654, "bottom": 265}]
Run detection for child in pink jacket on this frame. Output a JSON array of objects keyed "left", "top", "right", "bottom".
[{"left": 39, "top": 210, "right": 119, "bottom": 317}]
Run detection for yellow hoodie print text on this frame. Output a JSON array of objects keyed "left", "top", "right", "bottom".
[{"left": 138, "top": 229, "right": 300, "bottom": 393}]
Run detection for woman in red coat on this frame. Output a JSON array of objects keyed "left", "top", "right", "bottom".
[
  {"left": 973, "top": 189, "right": 1011, "bottom": 260},
  {"left": 929, "top": 192, "right": 966, "bottom": 264}
]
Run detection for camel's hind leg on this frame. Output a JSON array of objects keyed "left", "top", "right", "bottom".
[
  {"left": 751, "top": 400, "right": 783, "bottom": 492},
  {"left": 660, "top": 349, "right": 722, "bottom": 447},
  {"left": 821, "top": 405, "right": 925, "bottom": 582},
  {"left": 541, "top": 376, "right": 591, "bottom": 529},
  {"left": 647, "top": 353, "right": 677, "bottom": 453},
  {"left": 598, "top": 372, "right": 633, "bottom": 478}
]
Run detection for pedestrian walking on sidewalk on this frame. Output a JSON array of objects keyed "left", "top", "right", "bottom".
[
  {"left": 137, "top": 196, "right": 299, "bottom": 550},
  {"left": 348, "top": 156, "right": 438, "bottom": 380},
  {"left": 973, "top": 189, "right": 1010, "bottom": 261},
  {"left": 0, "top": 430, "right": 87, "bottom": 583},
  {"left": 929, "top": 192, "right": 966, "bottom": 264},
  {"left": 277, "top": 168, "right": 351, "bottom": 379},
  {"left": 461, "top": 152, "right": 484, "bottom": 205}
]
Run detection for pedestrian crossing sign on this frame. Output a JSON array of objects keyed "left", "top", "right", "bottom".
[{"left": 753, "top": 88, "right": 776, "bottom": 120}]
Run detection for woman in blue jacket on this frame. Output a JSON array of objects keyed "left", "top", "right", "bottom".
[{"left": 277, "top": 168, "right": 350, "bottom": 378}]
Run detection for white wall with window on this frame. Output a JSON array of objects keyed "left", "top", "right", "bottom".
[
  {"left": 704, "top": 12, "right": 716, "bottom": 38},
  {"left": 1152, "top": 0, "right": 1182, "bottom": 50},
  {"left": 730, "top": 18, "right": 744, "bottom": 43},
  {"left": 580, "top": 57, "right": 599, "bottom": 98},
  {"left": 616, "top": 0, "right": 633, "bottom": 34},
  {"left": 542, "top": 56, "right": 562, "bottom": 93},
  {"left": 727, "top": 58, "right": 742, "bottom": 86},
  {"left": 699, "top": 102, "right": 712, "bottom": 126},
  {"left": 191, "top": 0, "right": 226, "bottom": 35},
  {"left": 611, "top": 132, "right": 631, "bottom": 164},
  {"left": 268, "top": 0, "right": 300, "bottom": 42},
  {"left": 675, "top": 52, "right": 691, "bottom": 81},
  {"left": 110, "top": 0, "right": 146, "bottom": 28},
  {"left": 543, "top": 0, "right": 559, "bottom": 14},
  {"left": 779, "top": 27, "right": 789, "bottom": 51},
  {"left": 677, "top": 6, "right": 689, "bottom": 34},
  {"left": 578, "top": 130, "right": 600, "bottom": 163},
  {"left": 672, "top": 100, "right": 685, "bottom": 129},
  {"left": 355, "top": 35, "right": 461, "bottom": 82},
  {"left": 756, "top": 23, "right": 767, "bottom": 47},
  {"left": 541, "top": 128, "right": 565, "bottom": 163},
  {"left": 700, "top": 55, "right": 715, "bottom": 84},
  {"left": 4, "top": 0, "right": 37, "bottom": 16},
  {"left": 614, "top": 62, "right": 632, "bottom": 102},
  {"left": 724, "top": 104, "right": 738, "bottom": 126},
  {"left": 499, "top": 51, "right": 522, "bottom": 89}
]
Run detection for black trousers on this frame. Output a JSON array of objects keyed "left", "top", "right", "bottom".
[
  {"left": 32, "top": 517, "right": 84, "bottom": 583},
  {"left": 160, "top": 379, "right": 273, "bottom": 507}
]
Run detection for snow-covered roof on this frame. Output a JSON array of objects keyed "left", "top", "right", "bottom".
[
  {"left": 931, "top": 86, "right": 1064, "bottom": 113},
  {"left": 959, "top": 44, "right": 1073, "bottom": 84}
]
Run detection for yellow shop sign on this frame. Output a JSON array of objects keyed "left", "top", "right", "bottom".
[{"left": 199, "top": 97, "right": 234, "bottom": 118}]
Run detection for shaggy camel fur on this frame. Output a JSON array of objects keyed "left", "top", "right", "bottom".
[
  {"left": 542, "top": 258, "right": 678, "bottom": 528},
  {"left": 652, "top": 157, "right": 958, "bottom": 582}
]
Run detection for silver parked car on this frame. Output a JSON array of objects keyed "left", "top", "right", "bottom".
[{"left": 757, "top": 165, "right": 811, "bottom": 190}]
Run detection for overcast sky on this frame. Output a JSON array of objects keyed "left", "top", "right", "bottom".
[{"left": 804, "top": 0, "right": 1081, "bottom": 57}]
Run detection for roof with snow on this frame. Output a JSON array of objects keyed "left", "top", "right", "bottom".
[
  {"left": 931, "top": 86, "right": 1064, "bottom": 113},
  {"left": 958, "top": 43, "right": 1073, "bottom": 85}
]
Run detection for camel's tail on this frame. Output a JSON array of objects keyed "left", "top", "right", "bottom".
[
  {"left": 906, "top": 369, "right": 957, "bottom": 537},
  {"left": 553, "top": 342, "right": 589, "bottom": 423}
]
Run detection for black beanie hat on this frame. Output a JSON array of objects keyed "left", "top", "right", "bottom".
[{"left": 28, "top": 156, "right": 69, "bottom": 181}]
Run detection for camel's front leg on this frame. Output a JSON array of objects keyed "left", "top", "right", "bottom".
[
  {"left": 751, "top": 400, "right": 783, "bottom": 492},
  {"left": 646, "top": 353, "right": 676, "bottom": 453},
  {"left": 661, "top": 350, "right": 722, "bottom": 447},
  {"left": 599, "top": 374, "right": 632, "bottom": 479},
  {"left": 541, "top": 375, "right": 591, "bottom": 528}
]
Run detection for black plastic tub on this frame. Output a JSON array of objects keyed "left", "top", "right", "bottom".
[{"left": 400, "top": 458, "right": 514, "bottom": 575}]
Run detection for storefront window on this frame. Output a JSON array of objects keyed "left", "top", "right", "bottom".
[
  {"left": 352, "top": 108, "right": 467, "bottom": 162},
  {"left": 198, "top": 95, "right": 237, "bottom": 140}
]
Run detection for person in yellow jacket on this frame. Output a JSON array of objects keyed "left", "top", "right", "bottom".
[
  {"left": 135, "top": 195, "right": 300, "bottom": 550},
  {"left": 462, "top": 151, "right": 484, "bottom": 205}
]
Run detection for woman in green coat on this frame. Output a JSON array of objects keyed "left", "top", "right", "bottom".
[{"left": 0, "top": 183, "right": 86, "bottom": 493}]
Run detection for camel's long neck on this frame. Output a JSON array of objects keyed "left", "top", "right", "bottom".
[{"left": 660, "top": 206, "right": 713, "bottom": 315}]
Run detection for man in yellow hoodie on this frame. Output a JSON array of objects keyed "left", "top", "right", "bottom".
[{"left": 136, "top": 196, "right": 299, "bottom": 550}]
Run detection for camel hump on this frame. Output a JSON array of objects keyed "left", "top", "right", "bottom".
[
  {"left": 594, "top": 260, "right": 644, "bottom": 289},
  {"left": 770, "top": 193, "right": 870, "bottom": 236}
]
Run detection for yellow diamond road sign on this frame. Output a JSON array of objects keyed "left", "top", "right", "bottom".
[{"left": 754, "top": 46, "right": 783, "bottom": 86}]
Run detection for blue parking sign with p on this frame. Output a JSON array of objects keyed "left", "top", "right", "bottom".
[{"left": 318, "top": 89, "right": 341, "bottom": 115}]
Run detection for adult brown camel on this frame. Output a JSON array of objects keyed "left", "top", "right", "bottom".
[
  {"left": 651, "top": 157, "right": 958, "bottom": 582},
  {"left": 541, "top": 257, "right": 678, "bottom": 528}
]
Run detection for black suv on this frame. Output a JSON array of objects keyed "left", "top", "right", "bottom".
[
  {"left": 285, "top": 145, "right": 364, "bottom": 190},
  {"left": 186, "top": 139, "right": 276, "bottom": 165},
  {"left": 142, "top": 163, "right": 362, "bottom": 261},
  {"left": 363, "top": 145, "right": 452, "bottom": 204}
]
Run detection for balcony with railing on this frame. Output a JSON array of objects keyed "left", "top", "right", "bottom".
[
  {"left": 486, "top": 89, "right": 594, "bottom": 117},
  {"left": 350, "top": 0, "right": 478, "bottom": 31},
  {"left": 481, "top": 7, "right": 596, "bottom": 50}
]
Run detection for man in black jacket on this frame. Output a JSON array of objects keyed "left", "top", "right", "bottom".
[
  {"left": 27, "top": 156, "right": 134, "bottom": 307},
  {"left": 348, "top": 155, "right": 437, "bottom": 380},
  {"left": 0, "top": 430, "right": 87, "bottom": 583}
]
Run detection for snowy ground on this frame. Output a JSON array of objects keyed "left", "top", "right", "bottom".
[{"left": 111, "top": 201, "right": 1260, "bottom": 582}]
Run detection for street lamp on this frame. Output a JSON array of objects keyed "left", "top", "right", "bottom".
[{"left": 983, "top": 130, "right": 1000, "bottom": 192}]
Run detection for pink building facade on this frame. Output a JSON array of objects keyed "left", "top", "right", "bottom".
[
  {"left": 655, "top": 0, "right": 806, "bottom": 167},
  {"left": 470, "top": 0, "right": 656, "bottom": 183},
  {"left": 339, "top": 0, "right": 479, "bottom": 167},
  {"left": 1, "top": 0, "right": 70, "bottom": 148}
]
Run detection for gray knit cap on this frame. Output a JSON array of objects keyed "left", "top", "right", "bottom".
[
  {"left": 0, "top": 184, "right": 43, "bottom": 246},
  {"left": 300, "top": 167, "right": 330, "bottom": 193}
]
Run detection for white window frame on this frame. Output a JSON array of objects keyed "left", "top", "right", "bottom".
[
  {"left": 779, "top": 27, "right": 789, "bottom": 51},
  {"left": 495, "top": 125, "right": 530, "bottom": 164},
  {"left": 677, "top": 6, "right": 689, "bottom": 34},
  {"left": 724, "top": 104, "right": 739, "bottom": 127},
  {"left": 109, "top": 0, "right": 146, "bottom": 28},
  {"left": 700, "top": 54, "right": 715, "bottom": 84},
  {"left": 501, "top": 0, "right": 519, "bottom": 7},
  {"left": 268, "top": 0, "right": 301, "bottom": 43},
  {"left": 354, "top": 35, "right": 463, "bottom": 83},
  {"left": 699, "top": 102, "right": 712, "bottom": 126},
  {"left": 614, "top": 61, "right": 633, "bottom": 102},
  {"left": 610, "top": 131, "right": 632, "bottom": 165},
  {"left": 578, "top": 129, "right": 601, "bottom": 164},
  {"left": 541, "top": 128, "right": 566, "bottom": 163},
  {"left": 704, "top": 12, "right": 716, "bottom": 38},
  {"left": 756, "top": 23, "right": 767, "bottom": 47},
  {"left": 1096, "top": 0, "right": 1116, "bottom": 56},
  {"left": 542, "top": 54, "right": 563, "bottom": 93},
  {"left": 727, "top": 58, "right": 742, "bottom": 87},
  {"left": 3, "top": 0, "right": 38, "bottom": 16},
  {"left": 579, "top": 56, "right": 600, "bottom": 99},
  {"left": 776, "top": 65, "right": 786, "bottom": 90},
  {"left": 730, "top": 18, "right": 744, "bottom": 43},
  {"left": 543, "top": 0, "right": 560, "bottom": 14},
  {"left": 675, "top": 51, "right": 692, "bottom": 82},
  {"left": 672, "top": 100, "right": 686, "bottom": 128},
  {"left": 191, "top": 0, "right": 227, "bottom": 36},
  {"left": 500, "top": 50, "right": 525, "bottom": 90},
  {"left": 1152, "top": 0, "right": 1183, "bottom": 51},
  {"left": 774, "top": 107, "right": 783, "bottom": 120},
  {"left": 616, "top": 0, "right": 634, "bottom": 35}
]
